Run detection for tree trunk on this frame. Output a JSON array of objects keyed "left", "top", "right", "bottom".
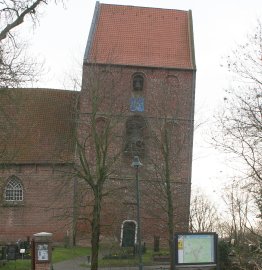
[
  {"left": 167, "top": 181, "right": 175, "bottom": 270},
  {"left": 164, "top": 135, "right": 175, "bottom": 270},
  {"left": 91, "top": 187, "right": 102, "bottom": 270}
]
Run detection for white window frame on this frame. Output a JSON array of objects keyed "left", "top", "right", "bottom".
[
  {"left": 120, "top": 220, "right": 137, "bottom": 247},
  {"left": 4, "top": 176, "right": 23, "bottom": 202}
]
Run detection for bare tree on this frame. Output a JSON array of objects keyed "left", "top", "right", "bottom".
[
  {"left": 222, "top": 181, "right": 252, "bottom": 244},
  {"left": 0, "top": 0, "right": 50, "bottom": 42},
  {"left": 0, "top": 0, "right": 64, "bottom": 87},
  {"left": 212, "top": 20, "right": 262, "bottom": 220},
  {"left": 145, "top": 77, "right": 193, "bottom": 270},
  {"left": 0, "top": 38, "right": 40, "bottom": 87},
  {"left": 189, "top": 188, "right": 219, "bottom": 233},
  {"left": 212, "top": 21, "right": 262, "bottom": 269},
  {"left": 220, "top": 181, "right": 262, "bottom": 269},
  {"left": 73, "top": 64, "right": 129, "bottom": 270}
]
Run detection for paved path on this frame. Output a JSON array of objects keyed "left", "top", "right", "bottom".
[
  {"left": 53, "top": 256, "right": 87, "bottom": 270},
  {"left": 53, "top": 257, "right": 169, "bottom": 270}
]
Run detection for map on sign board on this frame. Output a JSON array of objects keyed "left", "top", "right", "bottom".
[{"left": 176, "top": 233, "right": 217, "bottom": 264}]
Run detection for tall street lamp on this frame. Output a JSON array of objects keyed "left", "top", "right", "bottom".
[{"left": 132, "top": 156, "right": 143, "bottom": 270}]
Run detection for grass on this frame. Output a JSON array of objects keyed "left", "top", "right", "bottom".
[
  {"left": 52, "top": 246, "right": 90, "bottom": 263},
  {"left": 0, "top": 246, "right": 90, "bottom": 270},
  {"left": 0, "top": 260, "right": 30, "bottom": 270},
  {"left": 88, "top": 246, "right": 169, "bottom": 268},
  {"left": 97, "top": 249, "right": 156, "bottom": 267},
  {"left": 0, "top": 246, "right": 169, "bottom": 269}
]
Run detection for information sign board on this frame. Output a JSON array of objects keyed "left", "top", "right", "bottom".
[
  {"left": 174, "top": 232, "right": 218, "bottom": 267},
  {"left": 36, "top": 243, "right": 49, "bottom": 261}
]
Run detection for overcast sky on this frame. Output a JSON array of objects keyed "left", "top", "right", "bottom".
[{"left": 24, "top": 0, "right": 262, "bottom": 199}]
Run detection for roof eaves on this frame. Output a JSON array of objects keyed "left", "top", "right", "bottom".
[
  {"left": 0, "top": 161, "right": 75, "bottom": 165},
  {"left": 83, "top": 1, "right": 101, "bottom": 63},
  {"left": 84, "top": 62, "right": 196, "bottom": 71}
]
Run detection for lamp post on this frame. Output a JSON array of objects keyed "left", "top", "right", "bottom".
[{"left": 132, "top": 156, "right": 143, "bottom": 270}]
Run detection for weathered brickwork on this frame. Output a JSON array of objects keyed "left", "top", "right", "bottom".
[
  {"left": 75, "top": 64, "right": 195, "bottom": 245},
  {"left": 0, "top": 164, "right": 74, "bottom": 243}
]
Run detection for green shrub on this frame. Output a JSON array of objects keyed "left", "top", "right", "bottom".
[{"left": 218, "top": 240, "right": 231, "bottom": 270}]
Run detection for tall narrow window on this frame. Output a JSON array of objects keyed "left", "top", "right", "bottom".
[
  {"left": 4, "top": 176, "right": 23, "bottom": 201},
  {"left": 121, "top": 220, "right": 137, "bottom": 247},
  {"left": 133, "top": 74, "right": 144, "bottom": 91},
  {"left": 124, "top": 115, "right": 146, "bottom": 156}
]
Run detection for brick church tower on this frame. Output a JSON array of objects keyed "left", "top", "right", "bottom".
[
  {"left": 0, "top": 2, "right": 195, "bottom": 246},
  {"left": 78, "top": 2, "right": 196, "bottom": 245}
]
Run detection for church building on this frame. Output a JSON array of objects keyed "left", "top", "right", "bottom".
[{"left": 0, "top": 2, "right": 196, "bottom": 246}]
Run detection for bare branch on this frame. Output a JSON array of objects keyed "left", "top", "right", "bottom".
[{"left": 0, "top": 0, "right": 46, "bottom": 41}]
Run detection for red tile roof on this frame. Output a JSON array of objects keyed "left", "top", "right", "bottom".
[
  {"left": 85, "top": 3, "right": 195, "bottom": 69},
  {"left": 0, "top": 88, "right": 78, "bottom": 164}
]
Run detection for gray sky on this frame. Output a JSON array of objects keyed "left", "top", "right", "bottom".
[{"left": 25, "top": 0, "right": 262, "bottom": 199}]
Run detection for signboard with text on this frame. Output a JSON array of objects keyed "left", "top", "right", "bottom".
[
  {"left": 174, "top": 232, "right": 218, "bottom": 268},
  {"left": 36, "top": 243, "right": 50, "bottom": 262}
]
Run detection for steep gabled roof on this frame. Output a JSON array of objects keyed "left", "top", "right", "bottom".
[
  {"left": 0, "top": 88, "right": 78, "bottom": 164},
  {"left": 85, "top": 2, "right": 196, "bottom": 69}
]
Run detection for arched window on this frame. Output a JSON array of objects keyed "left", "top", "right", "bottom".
[
  {"left": 124, "top": 115, "right": 146, "bottom": 156},
  {"left": 95, "top": 116, "right": 108, "bottom": 135},
  {"left": 4, "top": 176, "right": 23, "bottom": 201},
  {"left": 133, "top": 74, "right": 144, "bottom": 91},
  {"left": 121, "top": 220, "right": 137, "bottom": 247},
  {"left": 166, "top": 75, "right": 180, "bottom": 88}
]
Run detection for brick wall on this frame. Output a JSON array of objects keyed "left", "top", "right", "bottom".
[
  {"left": 0, "top": 64, "right": 195, "bottom": 247},
  {"left": 0, "top": 164, "right": 74, "bottom": 244},
  {"left": 77, "top": 64, "right": 195, "bottom": 246}
]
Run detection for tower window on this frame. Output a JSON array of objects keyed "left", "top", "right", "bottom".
[
  {"left": 166, "top": 75, "right": 180, "bottom": 88},
  {"left": 4, "top": 176, "right": 23, "bottom": 201},
  {"left": 124, "top": 115, "right": 146, "bottom": 156},
  {"left": 133, "top": 74, "right": 144, "bottom": 91}
]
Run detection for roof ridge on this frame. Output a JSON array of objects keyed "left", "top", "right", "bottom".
[{"left": 100, "top": 2, "right": 190, "bottom": 13}]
